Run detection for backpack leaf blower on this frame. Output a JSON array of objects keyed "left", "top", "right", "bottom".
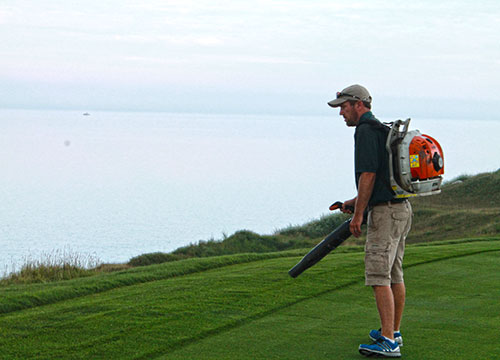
[
  {"left": 288, "top": 119, "right": 445, "bottom": 278},
  {"left": 388, "top": 118, "right": 444, "bottom": 198}
]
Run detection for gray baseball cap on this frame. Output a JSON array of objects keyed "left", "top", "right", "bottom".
[{"left": 328, "top": 84, "right": 372, "bottom": 108}]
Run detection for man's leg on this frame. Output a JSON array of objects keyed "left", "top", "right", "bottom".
[
  {"left": 392, "top": 282, "right": 405, "bottom": 331},
  {"left": 360, "top": 285, "right": 401, "bottom": 357},
  {"left": 373, "top": 285, "right": 395, "bottom": 340},
  {"left": 372, "top": 283, "right": 405, "bottom": 338}
]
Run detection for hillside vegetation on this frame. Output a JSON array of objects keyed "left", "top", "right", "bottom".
[
  {"left": 131, "top": 169, "right": 500, "bottom": 265},
  {"left": 409, "top": 168, "right": 500, "bottom": 242}
]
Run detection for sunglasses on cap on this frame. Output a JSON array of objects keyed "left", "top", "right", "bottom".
[{"left": 336, "top": 91, "right": 365, "bottom": 101}]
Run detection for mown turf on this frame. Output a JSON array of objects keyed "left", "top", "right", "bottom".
[
  {"left": 164, "top": 251, "right": 500, "bottom": 360},
  {"left": 0, "top": 239, "right": 499, "bottom": 359}
]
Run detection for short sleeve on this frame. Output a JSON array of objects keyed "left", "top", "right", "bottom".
[{"left": 355, "top": 125, "right": 379, "bottom": 174}]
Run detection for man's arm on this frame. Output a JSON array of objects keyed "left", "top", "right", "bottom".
[{"left": 350, "top": 172, "right": 376, "bottom": 237}]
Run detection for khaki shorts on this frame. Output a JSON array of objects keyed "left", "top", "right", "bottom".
[{"left": 365, "top": 201, "right": 412, "bottom": 286}]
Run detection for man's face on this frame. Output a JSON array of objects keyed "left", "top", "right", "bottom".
[{"left": 339, "top": 101, "right": 359, "bottom": 127}]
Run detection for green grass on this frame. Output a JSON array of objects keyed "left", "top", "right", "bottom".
[
  {"left": 0, "top": 239, "right": 499, "bottom": 359},
  {"left": 164, "top": 248, "right": 500, "bottom": 360}
]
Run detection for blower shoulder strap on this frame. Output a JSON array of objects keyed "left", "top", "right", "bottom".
[
  {"left": 359, "top": 118, "right": 396, "bottom": 196},
  {"left": 359, "top": 117, "right": 392, "bottom": 133}
]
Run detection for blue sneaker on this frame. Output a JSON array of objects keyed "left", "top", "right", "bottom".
[
  {"left": 359, "top": 336, "right": 401, "bottom": 358},
  {"left": 369, "top": 329, "right": 403, "bottom": 347}
]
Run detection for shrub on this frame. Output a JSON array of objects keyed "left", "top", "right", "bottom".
[
  {"left": 128, "top": 252, "right": 187, "bottom": 267},
  {"left": 277, "top": 213, "right": 349, "bottom": 238}
]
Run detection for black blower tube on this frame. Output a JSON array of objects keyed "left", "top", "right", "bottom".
[{"left": 288, "top": 218, "right": 352, "bottom": 278}]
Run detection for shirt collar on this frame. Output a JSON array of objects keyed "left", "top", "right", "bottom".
[{"left": 357, "top": 111, "right": 373, "bottom": 126}]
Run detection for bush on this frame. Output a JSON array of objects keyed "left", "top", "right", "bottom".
[
  {"left": 128, "top": 252, "right": 187, "bottom": 267},
  {"left": 171, "top": 231, "right": 287, "bottom": 258},
  {"left": 277, "top": 213, "right": 349, "bottom": 238}
]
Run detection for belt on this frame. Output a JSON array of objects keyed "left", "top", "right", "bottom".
[{"left": 368, "top": 199, "right": 407, "bottom": 211}]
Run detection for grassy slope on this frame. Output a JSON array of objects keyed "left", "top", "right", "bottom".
[
  {"left": 0, "top": 239, "right": 499, "bottom": 359},
  {"left": 408, "top": 168, "right": 500, "bottom": 242}
]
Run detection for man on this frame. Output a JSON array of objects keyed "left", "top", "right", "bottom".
[{"left": 328, "top": 85, "right": 412, "bottom": 358}]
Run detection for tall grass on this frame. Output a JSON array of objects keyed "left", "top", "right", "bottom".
[{"left": 1, "top": 249, "right": 102, "bottom": 285}]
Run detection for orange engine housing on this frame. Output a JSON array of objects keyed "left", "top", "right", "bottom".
[{"left": 408, "top": 134, "right": 444, "bottom": 181}]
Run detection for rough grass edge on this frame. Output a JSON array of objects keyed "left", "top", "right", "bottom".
[{"left": 0, "top": 249, "right": 315, "bottom": 315}]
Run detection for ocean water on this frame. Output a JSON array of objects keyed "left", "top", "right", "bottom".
[{"left": 1, "top": 109, "right": 499, "bottom": 273}]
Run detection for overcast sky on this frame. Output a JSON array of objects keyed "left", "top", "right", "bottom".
[{"left": 1, "top": 0, "right": 499, "bottom": 117}]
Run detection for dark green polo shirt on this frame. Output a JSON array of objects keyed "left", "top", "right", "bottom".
[{"left": 354, "top": 111, "right": 395, "bottom": 206}]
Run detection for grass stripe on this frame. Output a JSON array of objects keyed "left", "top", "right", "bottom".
[{"left": 0, "top": 251, "right": 306, "bottom": 315}]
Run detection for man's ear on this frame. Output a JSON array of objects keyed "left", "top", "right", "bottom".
[
  {"left": 353, "top": 101, "right": 362, "bottom": 113},
  {"left": 354, "top": 100, "right": 367, "bottom": 113}
]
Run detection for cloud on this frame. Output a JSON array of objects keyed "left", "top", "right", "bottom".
[
  {"left": 113, "top": 34, "right": 224, "bottom": 46},
  {"left": 211, "top": 54, "right": 324, "bottom": 65},
  {"left": 1, "top": 0, "right": 500, "bottom": 111},
  {"left": 124, "top": 53, "right": 323, "bottom": 66},
  {"left": 0, "top": 5, "right": 15, "bottom": 24}
]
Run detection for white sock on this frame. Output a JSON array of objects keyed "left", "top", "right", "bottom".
[{"left": 384, "top": 337, "right": 396, "bottom": 344}]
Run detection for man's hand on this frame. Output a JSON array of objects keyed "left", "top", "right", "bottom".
[
  {"left": 350, "top": 172, "right": 376, "bottom": 237},
  {"left": 350, "top": 212, "right": 364, "bottom": 237},
  {"left": 341, "top": 198, "right": 356, "bottom": 214}
]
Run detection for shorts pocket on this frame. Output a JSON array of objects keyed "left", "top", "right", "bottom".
[
  {"left": 391, "top": 211, "right": 409, "bottom": 221},
  {"left": 365, "top": 244, "right": 391, "bottom": 278}
]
